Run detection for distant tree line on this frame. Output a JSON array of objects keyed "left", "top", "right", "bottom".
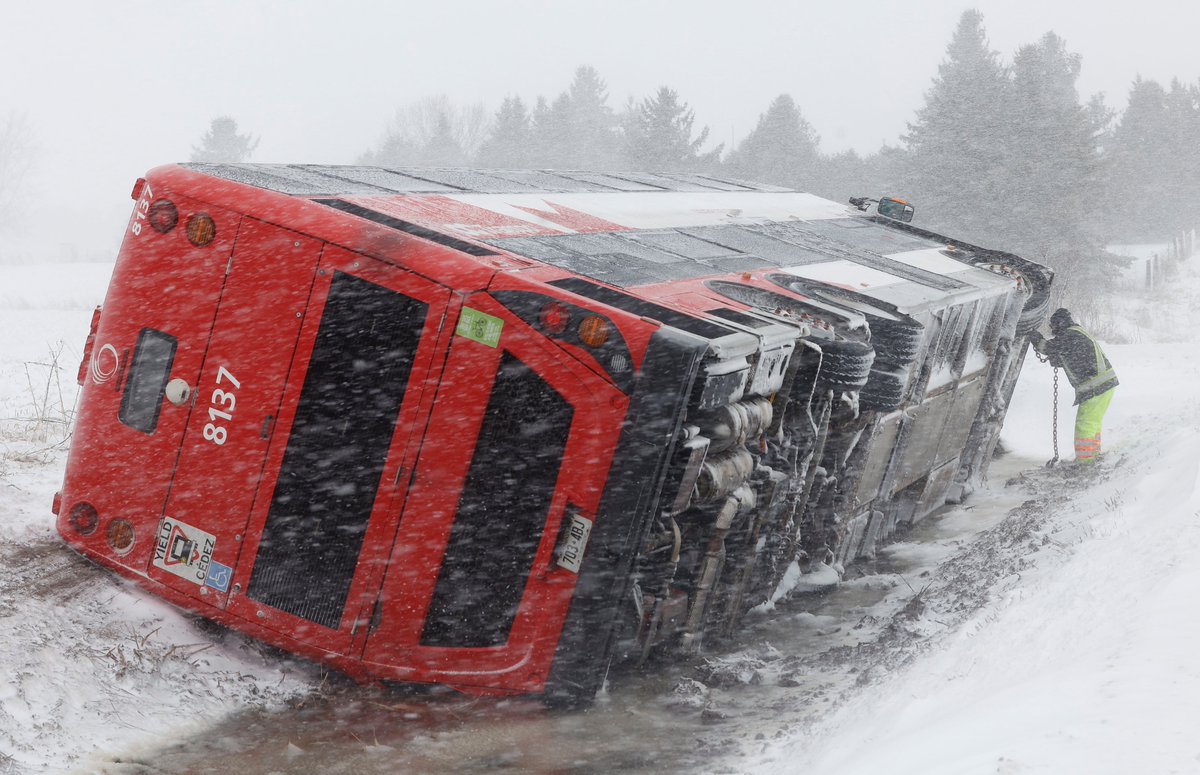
[{"left": 193, "top": 11, "right": 1200, "bottom": 298}]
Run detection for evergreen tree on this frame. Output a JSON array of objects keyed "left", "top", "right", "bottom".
[
  {"left": 476, "top": 96, "right": 533, "bottom": 168},
  {"left": 363, "top": 133, "right": 421, "bottom": 168},
  {"left": 415, "top": 111, "right": 468, "bottom": 166},
  {"left": 1004, "top": 31, "right": 1107, "bottom": 290},
  {"left": 1104, "top": 77, "right": 1173, "bottom": 239},
  {"left": 563, "top": 65, "right": 620, "bottom": 169},
  {"left": 903, "top": 10, "right": 1010, "bottom": 242},
  {"left": 1108, "top": 78, "right": 1200, "bottom": 239},
  {"left": 816, "top": 145, "right": 911, "bottom": 207},
  {"left": 1161, "top": 79, "right": 1200, "bottom": 233},
  {"left": 621, "top": 86, "right": 721, "bottom": 172},
  {"left": 525, "top": 66, "right": 620, "bottom": 169},
  {"left": 190, "top": 116, "right": 259, "bottom": 163},
  {"left": 724, "top": 94, "right": 820, "bottom": 187},
  {"left": 530, "top": 93, "right": 571, "bottom": 168}
]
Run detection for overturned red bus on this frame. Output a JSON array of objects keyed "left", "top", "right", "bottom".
[{"left": 54, "top": 164, "right": 1052, "bottom": 703}]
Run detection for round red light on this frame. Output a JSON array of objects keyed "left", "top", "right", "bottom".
[
  {"left": 68, "top": 502, "right": 99, "bottom": 536},
  {"left": 148, "top": 200, "right": 178, "bottom": 233},
  {"left": 540, "top": 302, "right": 571, "bottom": 335}
]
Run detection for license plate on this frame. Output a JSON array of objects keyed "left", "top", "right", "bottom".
[{"left": 554, "top": 512, "right": 593, "bottom": 574}]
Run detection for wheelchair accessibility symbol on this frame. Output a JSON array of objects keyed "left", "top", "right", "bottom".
[{"left": 204, "top": 560, "right": 233, "bottom": 593}]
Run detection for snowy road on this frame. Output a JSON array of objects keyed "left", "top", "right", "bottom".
[{"left": 2, "top": 256, "right": 1198, "bottom": 773}]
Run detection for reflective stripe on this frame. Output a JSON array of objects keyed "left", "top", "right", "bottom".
[
  {"left": 1075, "top": 432, "right": 1102, "bottom": 461},
  {"left": 1076, "top": 369, "right": 1116, "bottom": 393},
  {"left": 1066, "top": 326, "right": 1116, "bottom": 393}
]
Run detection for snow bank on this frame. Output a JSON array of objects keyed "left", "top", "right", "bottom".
[{"left": 756, "top": 421, "right": 1200, "bottom": 774}]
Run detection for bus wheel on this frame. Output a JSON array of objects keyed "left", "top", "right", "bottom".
[
  {"left": 813, "top": 339, "right": 874, "bottom": 393},
  {"left": 859, "top": 364, "right": 909, "bottom": 412}
]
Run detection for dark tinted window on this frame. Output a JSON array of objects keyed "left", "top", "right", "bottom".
[
  {"left": 421, "top": 352, "right": 573, "bottom": 648},
  {"left": 118, "top": 329, "right": 177, "bottom": 435},
  {"left": 249, "top": 271, "right": 429, "bottom": 630}
]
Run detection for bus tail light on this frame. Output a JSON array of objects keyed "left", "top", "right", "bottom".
[
  {"left": 186, "top": 213, "right": 217, "bottom": 246},
  {"left": 539, "top": 302, "right": 571, "bottom": 335},
  {"left": 106, "top": 519, "right": 135, "bottom": 554},
  {"left": 77, "top": 306, "right": 102, "bottom": 385},
  {"left": 578, "top": 316, "right": 610, "bottom": 348},
  {"left": 148, "top": 200, "right": 179, "bottom": 233},
  {"left": 68, "top": 502, "right": 99, "bottom": 536},
  {"left": 492, "top": 289, "right": 634, "bottom": 394}
]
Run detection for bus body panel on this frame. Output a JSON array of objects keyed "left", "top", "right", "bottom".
[
  {"left": 150, "top": 218, "right": 323, "bottom": 607},
  {"left": 56, "top": 187, "right": 241, "bottom": 577},
  {"left": 362, "top": 291, "right": 627, "bottom": 692},
  {"left": 225, "top": 246, "right": 455, "bottom": 659}
]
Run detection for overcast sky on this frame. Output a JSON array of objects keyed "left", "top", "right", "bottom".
[{"left": 3, "top": 0, "right": 1198, "bottom": 257}]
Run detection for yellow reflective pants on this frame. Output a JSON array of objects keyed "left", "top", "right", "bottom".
[{"left": 1074, "top": 388, "right": 1115, "bottom": 463}]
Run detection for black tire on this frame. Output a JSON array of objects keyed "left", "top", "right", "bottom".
[
  {"left": 869, "top": 317, "right": 924, "bottom": 366},
  {"left": 774, "top": 275, "right": 924, "bottom": 366},
  {"left": 969, "top": 259, "right": 1054, "bottom": 336},
  {"left": 810, "top": 338, "right": 874, "bottom": 392},
  {"left": 859, "top": 364, "right": 910, "bottom": 412},
  {"left": 1016, "top": 293, "right": 1053, "bottom": 337}
]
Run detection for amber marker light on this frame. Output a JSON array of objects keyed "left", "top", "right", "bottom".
[
  {"left": 186, "top": 213, "right": 217, "bottom": 246},
  {"left": 578, "top": 315, "right": 611, "bottom": 348},
  {"left": 107, "top": 519, "right": 135, "bottom": 555}
]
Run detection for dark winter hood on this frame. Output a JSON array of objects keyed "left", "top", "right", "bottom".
[{"left": 1050, "top": 307, "right": 1074, "bottom": 334}]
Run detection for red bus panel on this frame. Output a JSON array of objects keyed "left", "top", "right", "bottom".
[
  {"left": 149, "top": 219, "right": 322, "bottom": 606},
  {"left": 363, "top": 292, "right": 627, "bottom": 693},
  {"left": 224, "top": 246, "right": 454, "bottom": 659}
]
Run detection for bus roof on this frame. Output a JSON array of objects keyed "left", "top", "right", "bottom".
[{"left": 182, "top": 163, "right": 1000, "bottom": 297}]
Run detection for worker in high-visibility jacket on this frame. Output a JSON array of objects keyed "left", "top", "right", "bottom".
[{"left": 1029, "top": 308, "right": 1118, "bottom": 464}]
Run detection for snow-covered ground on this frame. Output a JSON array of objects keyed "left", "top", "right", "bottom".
[
  {"left": 749, "top": 255, "right": 1200, "bottom": 773},
  {"left": 1, "top": 251, "right": 1198, "bottom": 773},
  {"left": 0, "top": 262, "right": 317, "bottom": 774}
]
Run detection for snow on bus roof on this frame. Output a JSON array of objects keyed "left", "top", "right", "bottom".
[
  {"left": 184, "top": 163, "right": 1000, "bottom": 298},
  {"left": 182, "top": 163, "right": 792, "bottom": 197}
]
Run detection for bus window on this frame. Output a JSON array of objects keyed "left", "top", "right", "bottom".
[
  {"left": 420, "top": 352, "right": 574, "bottom": 648},
  {"left": 118, "top": 329, "right": 177, "bottom": 434},
  {"left": 362, "top": 291, "right": 627, "bottom": 692},
  {"left": 247, "top": 271, "right": 431, "bottom": 630}
]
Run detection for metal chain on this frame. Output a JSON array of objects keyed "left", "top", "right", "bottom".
[
  {"left": 1049, "top": 368, "right": 1060, "bottom": 466},
  {"left": 1033, "top": 347, "right": 1060, "bottom": 466}
]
